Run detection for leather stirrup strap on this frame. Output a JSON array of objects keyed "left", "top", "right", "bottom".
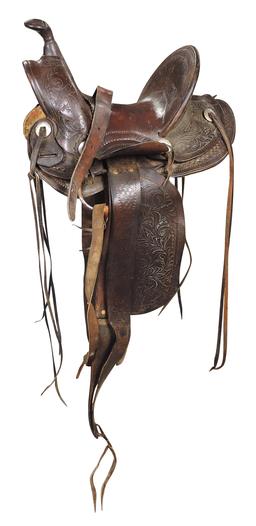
[
  {"left": 68, "top": 86, "right": 113, "bottom": 221},
  {"left": 94, "top": 158, "right": 141, "bottom": 396},
  {"left": 88, "top": 158, "right": 141, "bottom": 428},
  {"left": 86, "top": 158, "right": 141, "bottom": 511},
  {"left": 204, "top": 109, "right": 234, "bottom": 370}
]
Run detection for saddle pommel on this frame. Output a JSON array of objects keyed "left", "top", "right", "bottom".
[{"left": 24, "top": 19, "right": 64, "bottom": 61}]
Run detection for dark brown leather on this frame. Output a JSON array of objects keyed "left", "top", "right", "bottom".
[
  {"left": 96, "top": 46, "right": 199, "bottom": 159},
  {"left": 23, "top": 19, "right": 235, "bottom": 511},
  {"left": 68, "top": 86, "right": 113, "bottom": 220}
]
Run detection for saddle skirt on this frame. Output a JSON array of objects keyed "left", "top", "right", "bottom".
[{"left": 23, "top": 19, "right": 235, "bottom": 510}]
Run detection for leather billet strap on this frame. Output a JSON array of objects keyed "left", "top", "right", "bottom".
[
  {"left": 76, "top": 204, "right": 107, "bottom": 376},
  {"left": 84, "top": 204, "right": 107, "bottom": 365},
  {"left": 203, "top": 109, "right": 234, "bottom": 370},
  {"left": 68, "top": 86, "right": 113, "bottom": 221}
]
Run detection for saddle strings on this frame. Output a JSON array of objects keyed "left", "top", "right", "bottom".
[
  {"left": 205, "top": 109, "right": 234, "bottom": 370},
  {"left": 174, "top": 176, "right": 193, "bottom": 318},
  {"left": 29, "top": 131, "right": 116, "bottom": 509},
  {"left": 89, "top": 425, "right": 117, "bottom": 512},
  {"left": 174, "top": 177, "right": 184, "bottom": 317},
  {"left": 162, "top": 114, "right": 233, "bottom": 370},
  {"left": 28, "top": 128, "right": 66, "bottom": 404}
]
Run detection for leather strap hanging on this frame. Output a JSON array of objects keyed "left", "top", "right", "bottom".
[
  {"left": 68, "top": 86, "right": 113, "bottom": 221},
  {"left": 204, "top": 109, "right": 234, "bottom": 370},
  {"left": 76, "top": 203, "right": 107, "bottom": 375},
  {"left": 28, "top": 128, "right": 66, "bottom": 404}
]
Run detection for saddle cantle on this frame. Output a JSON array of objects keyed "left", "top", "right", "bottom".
[{"left": 23, "top": 19, "right": 235, "bottom": 510}]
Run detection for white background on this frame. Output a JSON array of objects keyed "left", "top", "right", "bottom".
[{"left": 1, "top": 0, "right": 255, "bottom": 524}]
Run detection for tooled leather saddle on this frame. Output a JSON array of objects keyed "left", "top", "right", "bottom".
[{"left": 23, "top": 19, "right": 235, "bottom": 510}]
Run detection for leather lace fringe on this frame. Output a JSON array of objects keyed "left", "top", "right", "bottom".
[
  {"left": 28, "top": 129, "right": 66, "bottom": 404},
  {"left": 208, "top": 110, "right": 234, "bottom": 370},
  {"left": 90, "top": 425, "right": 117, "bottom": 511}
]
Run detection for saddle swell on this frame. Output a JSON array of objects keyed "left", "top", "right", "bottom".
[{"left": 23, "top": 19, "right": 235, "bottom": 511}]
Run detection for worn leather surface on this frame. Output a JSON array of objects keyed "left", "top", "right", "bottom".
[
  {"left": 131, "top": 158, "right": 185, "bottom": 314},
  {"left": 23, "top": 24, "right": 235, "bottom": 187},
  {"left": 24, "top": 18, "right": 236, "bottom": 510}
]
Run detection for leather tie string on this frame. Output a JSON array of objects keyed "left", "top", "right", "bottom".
[
  {"left": 204, "top": 109, "right": 234, "bottom": 370},
  {"left": 89, "top": 425, "right": 117, "bottom": 512},
  {"left": 159, "top": 175, "right": 192, "bottom": 317},
  {"left": 28, "top": 127, "right": 66, "bottom": 404}
]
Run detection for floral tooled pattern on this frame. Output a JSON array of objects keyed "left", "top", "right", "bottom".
[
  {"left": 131, "top": 172, "right": 185, "bottom": 314},
  {"left": 169, "top": 98, "right": 217, "bottom": 160},
  {"left": 45, "top": 65, "right": 89, "bottom": 135},
  {"left": 33, "top": 57, "right": 91, "bottom": 154}
]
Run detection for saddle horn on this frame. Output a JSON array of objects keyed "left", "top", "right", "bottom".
[{"left": 24, "top": 19, "right": 65, "bottom": 62}]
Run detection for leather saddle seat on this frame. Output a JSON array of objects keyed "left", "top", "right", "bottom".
[{"left": 97, "top": 45, "right": 199, "bottom": 158}]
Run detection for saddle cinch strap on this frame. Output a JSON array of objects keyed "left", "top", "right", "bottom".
[{"left": 23, "top": 18, "right": 235, "bottom": 512}]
